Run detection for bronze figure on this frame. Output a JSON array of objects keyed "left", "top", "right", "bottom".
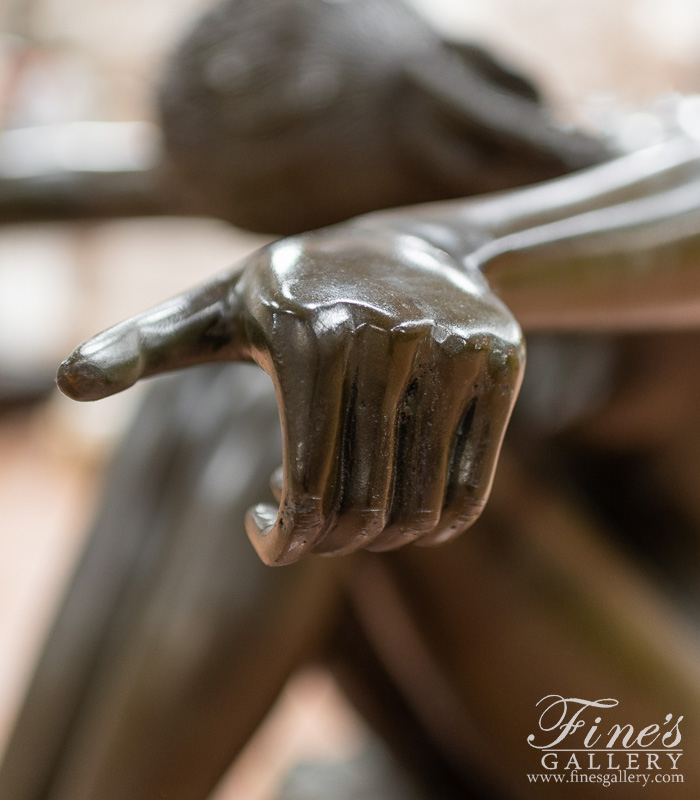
[
  {"left": 21, "top": 135, "right": 700, "bottom": 800},
  {"left": 57, "top": 136, "right": 700, "bottom": 566},
  {"left": 3, "top": 1, "right": 700, "bottom": 799},
  {"left": 0, "top": 0, "right": 607, "bottom": 232},
  {"left": 157, "top": 0, "right": 606, "bottom": 233}
]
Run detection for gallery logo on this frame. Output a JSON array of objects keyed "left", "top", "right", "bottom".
[{"left": 525, "top": 695, "right": 684, "bottom": 787}]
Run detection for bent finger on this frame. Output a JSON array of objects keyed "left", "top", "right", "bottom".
[
  {"left": 246, "top": 312, "right": 350, "bottom": 566},
  {"left": 368, "top": 336, "right": 485, "bottom": 552},
  {"left": 419, "top": 342, "right": 523, "bottom": 547},
  {"left": 312, "top": 323, "right": 421, "bottom": 556}
]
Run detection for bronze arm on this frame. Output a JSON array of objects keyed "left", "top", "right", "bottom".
[{"left": 56, "top": 137, "right": 700, "bottom": 566}]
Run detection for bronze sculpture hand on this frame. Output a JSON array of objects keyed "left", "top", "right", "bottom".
[
  {"left": 57, "top": 136, "right": 700, "bottom": 566},
  {"left": 56, "top": 134, "right": 700, "bottom": 571},
  {"left": 57, "top": 223, "right": 524, "bottom": 566}
]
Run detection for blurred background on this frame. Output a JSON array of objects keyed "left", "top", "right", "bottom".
[{"left": 2, "top": 0, "right": 700, "bottom": 797}]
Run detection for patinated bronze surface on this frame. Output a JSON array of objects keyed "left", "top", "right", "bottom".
[
  {"left": 6, "top": 170, "right": 700, "bottom": 798},
  {"left": 27, "top": 139, "right": 700, "bottom": 800},
  {"left": 3, "top": 2, "right": 700, "bottom": 799},
  {"left": 57, "top": 137, "right": 700, "bottom": 566}
]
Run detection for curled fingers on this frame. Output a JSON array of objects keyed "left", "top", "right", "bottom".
[
  {"left": 367, "top": 334, "right": 488, "bottom": 552},
  {"left": 245, "top": 311, "right": 351, "bottom": 566},
  {"left": 311, "top": 323, "right": 421, "bottom": 556},
  {"left": 418, "top": 340, "right": 524, "bottom": 547}
]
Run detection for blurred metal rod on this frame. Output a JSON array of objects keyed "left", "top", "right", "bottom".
[{"left": 0, "top": 122, "right": 174, "bottom": 222}]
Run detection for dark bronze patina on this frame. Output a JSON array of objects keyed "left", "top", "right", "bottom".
[
  {"left": 56, "top": 137, "right": 700, "bottom": 567},
  {"left": 4, "top": 2, "right": 700, "bottom": 799},
  {"left": 16, "top": 137, "right": 698, "bottom": 800}
]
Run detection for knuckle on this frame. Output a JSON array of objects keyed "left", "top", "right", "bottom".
[
  {"left": 440, "top": 498, "right": 487, "bottom": 533},
  {"left": 386, "top": 509, "right": 442, "bottom": 538},
  {"left": 340, "top": 507, "right": 387, "bottom": 537},
  {"left": 310, "top": 303, "right": 356, "bottom": 339},
  {"left": 313, "top": 508, "right": 387, "bottom": 556},
  {"left": 280, "top": 494, "right": 325, "bottom": 529}
]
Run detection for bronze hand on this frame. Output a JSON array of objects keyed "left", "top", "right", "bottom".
[
  {"left": 57, "top": 223, "right": 523, "bottom": 566},
  {"left": 57, "top": 137, "right": 700, "bottom": 565}
]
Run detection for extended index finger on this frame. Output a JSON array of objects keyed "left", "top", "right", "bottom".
[{"left": 56, "top": 266, "right": 250, "bottom": 402}]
